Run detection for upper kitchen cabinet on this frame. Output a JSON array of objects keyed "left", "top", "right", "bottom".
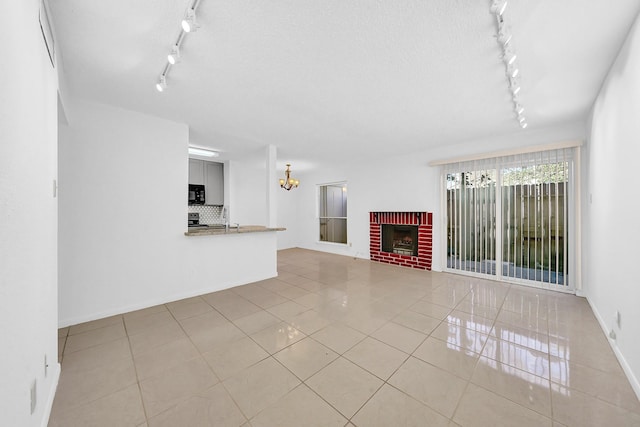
[
  {"left": 189, "top": 158, "right": 205, "bottom": 185},
  {"left": 189, "top": 158, "right": 224, "bottom": 205},
  {"left": 205, "top": 161, "right": 224, "bottom": 205}
]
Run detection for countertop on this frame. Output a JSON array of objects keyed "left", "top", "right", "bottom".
[{"left": 184, "top": 225, "right": 286, "bottom": 236}]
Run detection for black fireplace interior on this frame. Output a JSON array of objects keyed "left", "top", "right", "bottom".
[{"left": 381, "top": 224, "right": 418, "bottom": 256}]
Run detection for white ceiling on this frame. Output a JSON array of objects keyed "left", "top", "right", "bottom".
[{"left": 49, "top": 0, "right": 640, "bottom": 164}]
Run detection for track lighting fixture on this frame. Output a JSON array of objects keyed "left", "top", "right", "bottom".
[
  {"left": 155, "top": 75, "right": 167, "bottom": 92},
  {"left": 155, "top": 0, "right": 202, "bottom": 93},
  {"left": 491, "top": 0, "right": 527, "bottom": 129},
  {"left": 181, "top": 9, "right": 199, "bottom": 33},
  {"left": 167, "top": 46, "right": 181, "bottom": 65}
]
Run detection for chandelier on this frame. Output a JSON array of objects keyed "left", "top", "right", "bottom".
[{"left": 279, "top": 164, "right": 300, "bottom": 191}]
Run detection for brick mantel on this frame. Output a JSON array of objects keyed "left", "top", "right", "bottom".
[{"left": 369, "top": 211, "right": 433, "bottom": 270}]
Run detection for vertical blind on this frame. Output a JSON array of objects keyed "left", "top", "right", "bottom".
[{"left": 443, "top": 148, "right": 573, "bottom": 290}]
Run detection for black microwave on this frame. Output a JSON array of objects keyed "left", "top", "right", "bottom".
[{"left": 188, "top": 184, "right": 205, "bottom": 205}]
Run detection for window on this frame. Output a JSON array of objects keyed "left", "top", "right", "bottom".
[{"left": 319, "top": 183, "right": 347, "bottom": 244}]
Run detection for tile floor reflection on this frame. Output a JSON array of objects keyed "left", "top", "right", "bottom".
[{"left": 51, "top": 248, "right": 640, "bottom": 426}]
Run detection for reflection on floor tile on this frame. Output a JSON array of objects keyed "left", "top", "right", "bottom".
[{"left": 50, "top": 248, "right": 640, "bottom": 426}]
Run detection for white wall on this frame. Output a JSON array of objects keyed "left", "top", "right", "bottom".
[
  {"left": 229, "top": 148, "right": 268, "bottom": 226},
  {"left": 290, "top": 122, "right": 586, "bottom": 272},
  {"left": 58, "top": 101, "right": 278, "bottom": 326},
  {"left": 0, "top": 0, "right": 60, "bottom": 425},
  {"left": 586, "top": 11, "right": 640, "bottom": 397},
  {"left": 293, "top": 155, "right": 442, "bottom": 266}
]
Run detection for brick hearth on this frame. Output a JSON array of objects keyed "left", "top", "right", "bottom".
[{"left": 369, "top": 211, "right": 433, "bottom": 270}]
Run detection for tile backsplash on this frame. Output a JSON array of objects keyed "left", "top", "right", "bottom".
[{"left": 188, "top": 205, "right": 223, "bottom": 225}]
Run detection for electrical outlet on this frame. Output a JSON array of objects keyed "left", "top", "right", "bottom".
[{"left": 30, "top": 380, "right": 37, "bottom": 414}]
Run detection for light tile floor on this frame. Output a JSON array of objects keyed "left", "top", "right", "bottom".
[{"left": 50, "top": 248, "right": 640, "bottom": 426}]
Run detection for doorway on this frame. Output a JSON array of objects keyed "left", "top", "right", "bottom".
[{"left": 444, "top": 148, "right": 574, "bottom": 291}]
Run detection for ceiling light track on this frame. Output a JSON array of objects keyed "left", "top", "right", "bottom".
[
  {"left": 491, "top": 0, "right": 528, "bottom": 129},
  {"left": 155, "top": 0, "right": 202, "bottom": 92}
]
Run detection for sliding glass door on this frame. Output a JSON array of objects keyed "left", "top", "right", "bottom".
[{"left": 444, "top": 148, "right": 573, "bottom": 291}]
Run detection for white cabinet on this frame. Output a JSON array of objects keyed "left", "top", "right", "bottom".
[
  {"left": 189, "top": 158, "right": 224, "bottom": 205},
  {"left": 188, "top": 158, "right": 205, "bottom": 185},
  {"left": 205, "top": 161, "right": 224, "bottom": 205}
]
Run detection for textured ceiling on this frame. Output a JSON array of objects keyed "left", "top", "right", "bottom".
[{"left": 49, "top": 0, "right": 640, "bottom": 164}]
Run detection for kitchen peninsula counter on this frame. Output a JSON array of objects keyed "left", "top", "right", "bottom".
[{"left": 185, "top": 225, "right": 285, "bottom": 236}]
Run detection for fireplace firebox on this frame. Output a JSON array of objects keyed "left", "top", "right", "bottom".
[
  {"left": 369, "top": 211, "right": 433, "bottom": 270},
  {"left": 382, "top": 225, "right": 418, "bottom": 256}
]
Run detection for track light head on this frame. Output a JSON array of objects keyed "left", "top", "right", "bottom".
[
  {"left": 504, "top": 50, "right": 517, "bottom": 66},
  {"left": 497, "top": 30, "right": 512, "bottom": 46},
  {"left": 490, "top": 0, "right": 508, "bottom": 16},
  {"left": 181, "top": 9, "right": 198, "bottom": 33},
  {"left": 155, "top": 75, "right": 167, "bottom": 92},
  {"left": 167, "top": 45, "right": 181, "bottom": 65}
]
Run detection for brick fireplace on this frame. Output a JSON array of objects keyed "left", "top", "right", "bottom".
[{"left": 369, "top": 211, "right": 433, "bottom": 270}]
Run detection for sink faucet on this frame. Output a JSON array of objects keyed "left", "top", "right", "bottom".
[{"left": 234, "top": 223, "right": 240, "bottom": 232}]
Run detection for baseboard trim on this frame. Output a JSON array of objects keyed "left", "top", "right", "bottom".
[
  {"left": 586, "top": 295, "right": 640, "bottom": 401},
  {"left": 42, "top": 362, "right": 60, "bottom": 427}
]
